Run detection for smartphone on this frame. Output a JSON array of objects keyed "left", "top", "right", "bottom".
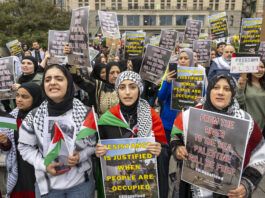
[
  {"left": 168, "top": 63, "right": 177, "bottom": 78},
  {"left": 55, "top": 165, "right": 71, "bottom": 174}
]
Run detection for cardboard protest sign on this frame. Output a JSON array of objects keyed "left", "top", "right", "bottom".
[
  {"left": 100, "top": 137, "right": 159, "bottom": 198},
  {"left": 193, "top": 40, "right": 211, "bottom": 66},
  {"left": 239, "top": 18, "right": 262, "bottom": 53},
  {"left": 159, "top": 29, "right": 178, "bottom": 51},
  {"left": 181, "top": 107, "right": 250, "bottom": 195},
  {"left": 139, "top": 45, "right": 171, "bottom": 84},
  {"left": 184, "top": 19, "right": 202, "bottom": 44},
  {"left": 231, "top": 54, "right": 260, "bottom": 73},
  {"left": 68, "top": 6, "right": 91, "bottom": 78},
  {"left": 6, "top": 40, "right": 23, "bottom": 60},
  {"left": 258, "top": 41, "right": 265, "bottom": 62},
  {"left": 124, "top": 31, "right": 146, "bottom": 60},
  {"left": 0, "top": 57, "right": 16, "bottom": 100},
  {"left": 171, "top": 66, "right": 204, "bottom": 110},
  {"left": 48, "top": 30, "right": 69, "bottom": 65},
  {"left": 209, "top": 12, "right": 229, "bottom": 40},
  {"left": 98, "top": 11, "right": 120, "bottom": 39}
]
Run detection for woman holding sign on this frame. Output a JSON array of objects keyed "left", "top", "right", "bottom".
[
  {"left": 18, "top": 65, "right": 96, "bottom": 197},
  {"left": 95, "top": 71, "right": 168, "bottom": 198},
  {"left": 237, "top": 60, "right": 265, "bottom": 137},
  {"left": 171, "top": 74, "right": 265, "bottom": 198}
]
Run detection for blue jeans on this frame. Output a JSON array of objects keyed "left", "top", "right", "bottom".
[{"left": 35, "top": 179, "right": 95, "bottom": 198}]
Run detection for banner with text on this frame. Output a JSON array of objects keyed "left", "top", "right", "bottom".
[
  {"left": 239, "top": 18, "right": 262, "bottom": 53},
  {"left": 209, "top": 12, "right": 229, "bottom": 40},
  {"left": 98, "top": 11, "right": 120, "bottom": 39},
  {"left": 159, "top": 29, "right": 178, "bottom": 51},
  {"left": 258, "top": 41, "right": 265, "bottom": 62},
  {"left": 181, "top": 107, "right": 250, "bottom": 195},
  {"left": 171, "top": 66, "right": 204, "bottom": 110},
  {"left": 100, "top": 137, "right": 159, "bottom": 198},
  {"left": 68, "top": 6, "right": 91, "bottom": 78},
  {"left": 0, "top": 57, "right": 16, "bottom": 100},
  {"left": 124, "top": 31, "right": 146, "bottom": 60},
  {"left": 139, "top": 45, "right": 171, "bottom": 84},
  {"left": 193, "top": 40, "right": 212, "bottom": 66},
  {"left": 6, "top": 40, "right": 23, "bottom": 60},
  {"left": 231, "top": 54, "right": 260, "bottom": 73},
  {"left": 184, "top": 19, "right": 202, "bottom": 44}
]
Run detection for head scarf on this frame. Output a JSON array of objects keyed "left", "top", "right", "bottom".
[
  {"left": 179, "top": 48, "right": 194, "bottom": 67},
  {"left": 203, "top": 74, "right": 237, "bottom": 115},
  {"left": 18, "top": 56, "right": 39, "bottom": 84},
  {"left": 17, "top": 82, "right": 43, "bottom": 119},
  {"left": 41, "top": 64, "right": 75, "bottom": 116},
  {"left": 91, "top": 63, "right": 106, "bottom": 81}
]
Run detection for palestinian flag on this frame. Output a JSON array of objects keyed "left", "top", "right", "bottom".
[
  {"left": 171, "top": 113, "right": 184, "bottom": 138},
  {"left": 98, "top": 105, "right": 129, "bottom": 129},
  {"left": 44, "top": 122, "right": 65, "bottom": 166},
  {"left": 76, "top": 107, "right": 98, "bottom": 140},
  {"left": 0, "top": 116, "right": 17, "bottom": 130}
]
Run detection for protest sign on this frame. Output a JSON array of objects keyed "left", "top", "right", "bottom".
[
  {"left": 6, "top": 40, "right": 23, "bottom": 60},
  {"left": 48, "top": 30, "right": 69, "bottom": 65},
  {"left": 149, "top": 35, "right": 160, "bottom": 46},
  {"left": 139, "top": 45, "right": 171, "bottom": 84},
  {"left": 124, "top": 31, "right": 146, "bottom": 60},
  {"left": 89, "top": 47, "right": 99, "bottom": 63},
  {"left": 98, "top": 11, "right": 120, "bottom": 39},
  {"left": 239, "top": 18, "right": 262, "bottom": 53},
  {"left": 184, "top": 19, "right": 202, "bottom": 44},
  {"left": 159, "top": 29, "right": 178, "bottom": 51},
  {"left": 258, "top": 41, "right": 265, "bottom": 62},
  {"left": 100, "top": 137, "right": 159, "bottom": 198},
  {"left": 181, "top": 107, "right": 250, "bottom": 195},
  {"left": 0, "top": 57, "right": 16, "bottom": 100},
  {"left": 208, "top": 12, "right": 229, "bottom": 40},
  {"left": 231, "top": 54, "right": 260, "bottom": 73},
  {"left": 171, "top": 66, "right": 204, "bottom": 110},
  {"left": 68, "top": 6, "right": 91, "bottom": 78},
  {"left": 193, "top": 40, "right": 211, "bottom": 66}
]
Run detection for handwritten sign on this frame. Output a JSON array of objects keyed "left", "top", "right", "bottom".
[
  {"left": 159, "top": 29, "right": 178, "bottom": 51},
  {"left": 230, "top": 54, "right": 260, "bottom": 73},
  {"left": 209, "top": 12, "right": 229, "bottom": 40},
  {"left": 100, "top": 137, "right": 159, "bottom": 198},
  {"left": 98, "top": 11, "right": 120, "bottom": 39},
  {"left": 181, "top": 107, "right": 250, "bottom": 195},
  {"left": 139, "top": 45, "right": 171, "bottom": 84},
  {"left": 239, "top": 18, "right": 262, "bottom": 53}
]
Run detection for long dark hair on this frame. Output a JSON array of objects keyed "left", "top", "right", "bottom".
[{"left": 247, "top": 60, "right": 265, "bottom": 90}]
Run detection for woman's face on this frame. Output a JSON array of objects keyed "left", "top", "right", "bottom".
[
  {"left": 178, "top": 52, "right": 190, "bottom": 66},
  {"left": 118, "top": 80, "right": 139, "bottom": 106},
  {"left": 252, "top": 61, "right": 265, "bottom": 79},
  {"left": 101, "top": 57, "right": 107, "bottom": 64},
  {"left": 44, "top": 67, "right": 67, "bottom": 103},
  {"left": 193, "top": 52, "right": 198, "bottom": 64},
  {"left": 100, "top": 68, "right": 106, "bottom": 80},
  {"left": 211, "top": 50, "right": 216, "bottom": 60},
  {"left": 108, "top": 66, "right": 120, "bottom": 84},
  {"left": 21, "top": 59, "right": 35, "bottom": 74},
  {"left": 24, "top": 51, "right": 32, "bottom": 56},
  {"left": 16, "top": 88, "right": 33, "bottom": 110},
  {"left": 210, "top": 78, "right": 232, "bottom": 110}
]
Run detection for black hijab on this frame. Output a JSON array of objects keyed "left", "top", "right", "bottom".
[
  {"left": 204, "top": 74, "right": 236, "bottom": 114},
  {"left": 17, "top": 82, "right": 43, "bottom": 119},
  {"left": 42, "top": 65, "right": 75, "bottom": 116},
  {"left": 91, "top": 63, "right": 106, "bottom": 81},
  {"left": 18, "top": 56, "right": 39, "bottom": 84}
]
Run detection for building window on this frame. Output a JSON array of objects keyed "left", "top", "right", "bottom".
[
  {"left": 127, "top": 15, "right": 140, "bottom": 26},
  {"left": 144, "top": 15, "right": 156, "bottom": 25},
  {"left": 176, "top": 15, "right": 188, "bottom": 25},
  {"left": 117, "top": 15, "right": 123, "bottom": 26},
  {"left": 144, "top": 0, "right": 155, "bottom": 9},
  {"left": 160, "top": 15, "right": 172, "bottom": 26},
  {"left": 230, "top": 15, "right": 234, "bottom": 26},
  {"left": 193, "top": 15, "right": 204, "bottom": 25},
  {"left": 128, "top": 0, "right": 138, "bottom": 9}
]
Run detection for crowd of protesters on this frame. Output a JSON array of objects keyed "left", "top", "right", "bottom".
[{"left": 0, "top": 36, "right": 265, "bottom": 198}]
